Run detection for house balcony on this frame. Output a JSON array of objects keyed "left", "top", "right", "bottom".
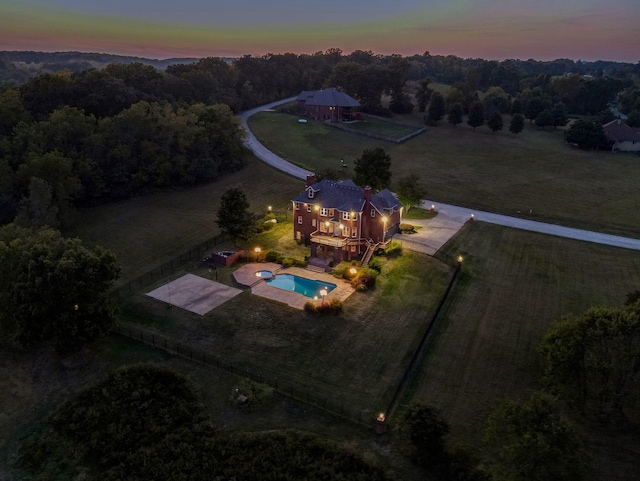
[{"left": 310, "top": 231, "right": 351, "bottom": 248}]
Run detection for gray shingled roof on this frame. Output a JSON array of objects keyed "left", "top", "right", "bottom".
[
  {"left": 297, "top": 88, "right": 360, "bottom": 108},
  {"left": 293, "top": 179, "right": 399, "bottom": 214},
  {"left": 371, "top": 189, "right": 401, "bottom": 212},
  {"left": 603, "top": 119, "right": 640, "bottom": 142}
]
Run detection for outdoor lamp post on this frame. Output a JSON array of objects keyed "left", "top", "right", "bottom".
[
  {"left": 381, "top": 216, "right": 387, "bottom": 241},
  {"left": 268, "top": 205, "right": 272, "bottom": 214},
  {"left": 254, "top": 247, "right": 261, "bottom": 262},
  {"left": 319, "top": 288, "right": 328, "bottom": 305}
]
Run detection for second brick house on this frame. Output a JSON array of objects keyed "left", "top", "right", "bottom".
[{"left": 292, "top": 175, "right": 401, "bottom": 265}]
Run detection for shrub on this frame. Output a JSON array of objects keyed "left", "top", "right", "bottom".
[
  {"left": 399, "top": 223, "right": 415, "bottom": 233},
  {"left": 384, "top": 241, "right": 403, "bottom": 257},
  {"left": 304, "top": 298, "right": 343, "bottom": 315},
  {"left": 265, "top": 250, "right": 281, "bottom": 262},
  {"left": 281, "top": 256, "right": 306, "bottom": 268},
  {"left": 367, "top": 256, "right": 385, "bottom": 273},
  {"left": 230, "top": 378, "right": 275, "bottom": 411}
]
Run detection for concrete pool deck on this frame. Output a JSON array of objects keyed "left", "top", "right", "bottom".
[{"left": 233, "top": 263, "right": 355, "bottom": 310}]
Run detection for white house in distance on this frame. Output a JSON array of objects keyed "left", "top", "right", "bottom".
[{"left": 602, "top": 119, "right": 640, "bottom": 152}]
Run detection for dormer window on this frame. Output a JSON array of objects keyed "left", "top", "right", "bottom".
[{"left": 308, "top": 190, "right": 315, "bottom": 199}]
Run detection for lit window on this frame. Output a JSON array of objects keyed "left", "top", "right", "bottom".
[
  {"left": 344, "top": 226, "right": 350, "bottom": 236},
  {"left": 352, "top": 229, "right": 357, "bottom": 238},
  {"left": 297, "top": 216, "right": 302, "bottom": 224},
  {"left": 350, "top": 246, "right": 356, "bottom": 252},
  {"left": 312, "top": 218, "right": 317, "bottom": 227},
  {"left": 329, "top": 209, "right": 334, "bottom": 217},
  {"left": 296, "top": 231, "right": 301, "bottom": 240}
]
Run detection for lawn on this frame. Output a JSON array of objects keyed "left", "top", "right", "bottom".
[
  {"left": 249, "top": 111, "right": 640, "bottom": 238},
  {"left": 119, "top": 248, "right": 454, "bottom": 418},
  {"left": 402, "top": 222, "right": 640, "bottom": 480},
  {"left": 334, "top": 116, "right": 422, "bottom": 139},
  {"left": 65, "top": 155, "right": 305, "bottom": 285}
]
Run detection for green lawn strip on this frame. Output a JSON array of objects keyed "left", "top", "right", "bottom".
[
  {"left": 65, "top": 156, "right": 305, "bottom": 285},
  {"left": 400, "top": 222, "right": 640, "bottom": 478},
  {"left": 119, "top": 250, "right": 453, "bottom": 418},
  {"left": 249, "top": 111, "right": 640, "bottom": 238}
]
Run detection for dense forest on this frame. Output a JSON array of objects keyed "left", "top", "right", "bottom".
[{"left": 1, "top": 49, "right": 639, "bottom": 227}]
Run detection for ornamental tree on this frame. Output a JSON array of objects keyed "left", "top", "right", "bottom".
[{"left": 396, "top": 174, "right": 427, "bottom": 213}]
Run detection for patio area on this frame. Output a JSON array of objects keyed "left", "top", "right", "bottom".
[{"left": 233, "top": 263, "right": 355, "bottom": 310}]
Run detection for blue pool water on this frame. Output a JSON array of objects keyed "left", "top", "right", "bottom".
[{"left": 266, "top": 274, "right": 336, "bottom": 298}]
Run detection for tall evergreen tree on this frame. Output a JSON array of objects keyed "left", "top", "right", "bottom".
[
  {"left": 509, "top": 113, "right": 525, "bottom": 135},
  {"left": 426, "top": 91, "right": 446, "bottom": 125},
  {"left": 216, "top": 187, "right": 257, "bottom": 241},
  {"left": 353, "top": 147, "right": 392, "bottom": 192},
  {"left": 487, "top": 111, "right": 504, "bottom": 132},
  {"left": 467, "top": 100, "right": 485, "bottom": 129},
  {"left": 447, "top": 102, "right": 464, "bottom": 127}
]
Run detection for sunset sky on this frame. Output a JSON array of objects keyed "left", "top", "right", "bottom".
[{"left": 1, "top": 0, "right": 638, "bottom": 62}]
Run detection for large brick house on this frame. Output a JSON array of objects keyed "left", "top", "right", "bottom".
[
  {"left": 297, "top": 88, "right": 360, "bottom": 122},
  {"left": 292, "top": 175, "right": 401, "bottom": 265},
  {"left": 603, "top": 119, "right": 640, "bottom": 152}
]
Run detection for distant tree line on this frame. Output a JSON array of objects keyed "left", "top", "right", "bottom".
[{"left": 2, "top": 50, "right": 639, "bottom": 226}]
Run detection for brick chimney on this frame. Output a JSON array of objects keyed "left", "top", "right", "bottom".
[
  {"left": 306, "top": 174, "right": 316, "bottom": 187},
  {"left": 364, "top": 186, "right": 372, "bottom": 203}
]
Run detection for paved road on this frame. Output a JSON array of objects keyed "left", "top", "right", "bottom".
[
  {"left": 239, "top": 97, "right": 313, "bottom": 179},
  {"left": 239, "top": 102, "right": 640, "bottom": 253}
]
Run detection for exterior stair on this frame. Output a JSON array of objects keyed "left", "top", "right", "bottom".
[{"left": 361, "top": 242, "right": 379, "bottom": 266}]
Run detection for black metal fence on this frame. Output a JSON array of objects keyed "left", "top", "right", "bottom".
[
  {"left": 113, "top": 322, "right": 379, "bottom": 429},
  {"left": 113, "top": 234, "right": 225, "bottom": 299}
]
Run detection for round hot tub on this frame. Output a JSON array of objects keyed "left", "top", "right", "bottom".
[{"left": 255, "top": 270, "right": 274, "bottom": 279}]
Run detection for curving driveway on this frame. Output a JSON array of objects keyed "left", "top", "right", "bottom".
[{"left": 240, "top": 102, "right": 640, "bottom": 254}]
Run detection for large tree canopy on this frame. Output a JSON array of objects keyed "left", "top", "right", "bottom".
[
  {"left": 483, "top": 394, "right": 587, "bottom": 481},
  {"left": 564, "top": 120, "right": 609, "bottom": 150},
  {"left": 538, "top": 300, "right": 640, "bottom": 425},
  {"left": 0, "top": 224, "right": 120, "bottom": 353},
  {"left": 353, "top": 147, "right": 392, "bottom": 192}
]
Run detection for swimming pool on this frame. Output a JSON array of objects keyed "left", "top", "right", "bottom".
[{"left": 266, "top": 274, "right": 336, "bottom": 299}]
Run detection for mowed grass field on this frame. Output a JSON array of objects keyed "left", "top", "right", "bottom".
[
  {"left": 249, "top": 111, "right": 640, "bottom": 238},
  {"left": 404, "top": 222, "right": 640, "bottom": 480},
  {"left": 65, "top": 156, "right": 304, "bottom": 285},
  {"left": 120, "top": 249, "right": 454, "bottom": 416}
]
